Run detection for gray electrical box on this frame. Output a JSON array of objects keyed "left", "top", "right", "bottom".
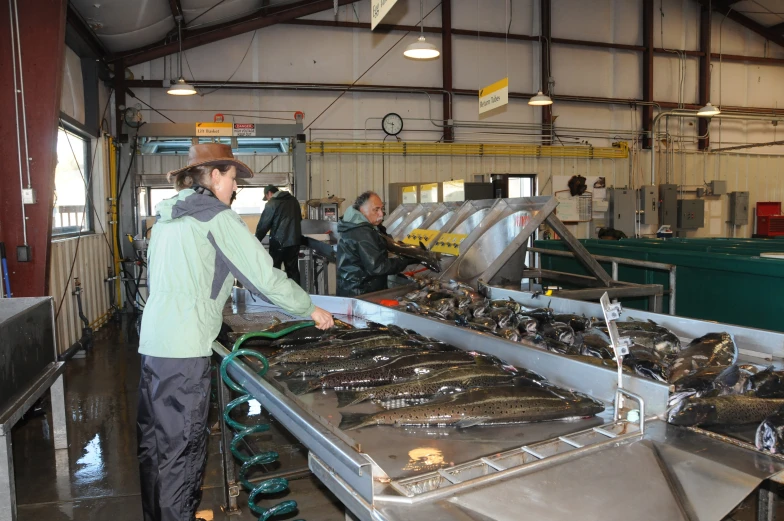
[
  {"left": 677, "top": 199, "right": 705, "bottom": 230},
  {"left": 606, "top": 187, "right": 636, "bottom": 237},
  {"left": 659, "top": 184, "right": 678, "bottom": 228},
  {"left": 638, "top": 185, "right": 658, "bottom": 226},
  {"left": 729, "top": 191, "right": 749, "bottom": 226},
  {"left": 710, "top": 180, "right": 727, "bottom": 196}
]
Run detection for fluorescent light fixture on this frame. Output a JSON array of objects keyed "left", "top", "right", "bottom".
[
  {"left": 404, "top": 36, "right": 440, "bottom": 59},
  {"left": 528, "top": 91, "right": 553, "bottom": 106},
  {"left": 697, "top": 102, "right": 720, "bottom": 116},
  {"left": 168, "top": 77, "right": 196, "bottom": 96}
]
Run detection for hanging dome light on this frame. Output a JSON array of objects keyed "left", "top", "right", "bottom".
[
  {"left": 697, "top": 102, "right": 720, "bottom": 116},
  {"left": 404, "top": 36, "right": 440, "bottom": 59},
  {"left": 168, "top": 77, "right": 197, "bottom": 96},
  {"left": 404, "top": 0, "right": 440, "bottom": 60},
  {"left": 528, "top": 91, "right": 553, "bottom": 106}
]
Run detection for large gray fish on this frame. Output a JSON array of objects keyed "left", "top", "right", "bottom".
[
  {"left": 667, "top": 332, "right": 737, "bottom": 384},
  {"left": 541, "top": 321, "right": 575, "bottom": 346},
  {"left": 271, "top": 335, "right": 423, "bottom": 365},
  {"left": 669, "top": 364, "right": 741, "bottom": 407},
  {"left": 553, "top": 314, "right": 593, "bottom": 332},
  {"left": 579, "top": 328, "right": 614, "bottom": 359},
  {"left": 335, "top": 365, "right": 521, "bottom": 408},
  {"left": 280, "top": 349, "right": 414, "bottom": 378},
  {"left": 287, "top": 351, "right": 482, "bottom": 395},
  {"left": 756, "top": 407, "right": 784, "bottom": 454},
  {"left": 614, "top": 330, "right": 681, "bottom": 357},
  {"left": 668, "top": 395, "right": 784, "bottom": 427},
  {"left": 382, "top": 235, "right": 442, "bottom": 272},
  {"left": 338, "top": 385, "right": 605, "bottom": 430}
]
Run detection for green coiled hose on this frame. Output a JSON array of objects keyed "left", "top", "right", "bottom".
[{"left": 219, "top": 346, "right": 303, "bottom": 520}]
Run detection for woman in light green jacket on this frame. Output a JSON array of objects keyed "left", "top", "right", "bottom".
[{"left": 136, "top": 143, "right": 333, "bottom": 521}]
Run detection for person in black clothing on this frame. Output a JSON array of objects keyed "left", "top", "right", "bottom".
[
  {"left": 255, "top": 185, "right": 302, "bottom": 284},
  {"left": 336, "top": 191, "right": 413, "bottom": 297}
]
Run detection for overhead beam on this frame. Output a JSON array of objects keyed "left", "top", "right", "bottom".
[
  {"left": 642, "top": 0, "right": 654, "bottom": 149},
  {"left": 771, "top": 21, "right": 784, "bottom": 34},
  {"left": 119, "top": 0, "right": 361, "bottom": 66},
  {"left": 66, "top": 4, "right": 108, "bottom": 59},
  {"left": 698, "top": 4, "right": 711, "bottom": 149},
  {"left": 442, "top": 0, "right": 453, "bottom": 142},
  {"left": 701, "top": 0, "right": 784, "bottom": 50}
]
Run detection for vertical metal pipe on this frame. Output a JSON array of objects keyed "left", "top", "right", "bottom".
[
  {"left": 611, "top": 261, "right": 618, "bottom": 281},
  {"left": 669, "top": 265, "right": 677, "bottom": 315},
  {"left": 540, "top": 0, "right": 552, "bottom": 145},
  {"left": 12, "top": 0, "right": 31, "bottom": 187},
  {"left": 8, "top": 0, "right": 27, "bottom": 246}
]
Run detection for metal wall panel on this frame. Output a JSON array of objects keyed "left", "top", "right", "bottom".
[{"left": 48, "top": 234, "right": 112, "bottom": 354}]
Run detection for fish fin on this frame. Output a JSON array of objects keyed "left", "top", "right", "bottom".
[
  {"left": 339, "top": 412, "right": 371, "bottom": 431},
  {"left": 728, "top": 332, "right": 739, "bottom": 364},
  {"left": 287, "top": 379, "right": 319, "bottom": 396},
  {"left": 474, "top": 355, "right": 497, "bottom": 366},
  {"left": 456, "top": 417, "right": 490, "bottom": 429},
  {"left": 717, "top": 364, "right": 741, "bottom": 388},
  {"left": 335, "top": 390, "right": 366, "bottom": 408},
  {"left": 419, "top": 241, "right": 427, "bottom": 250}
]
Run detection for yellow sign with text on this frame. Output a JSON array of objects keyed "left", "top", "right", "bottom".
[
  {"left": 196, "top": 122, "right": 232, "bottom": 137},
  {"left": 478, "top": 77, "right": 509, "bottom": 115}
]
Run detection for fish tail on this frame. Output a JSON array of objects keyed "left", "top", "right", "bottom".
[
  {"left": 335, "top": 390, "right": 366, "bottom": 408},
  {"left": 339, "top": 412, "right": 373, "bottom": 431},
  {"left": 287, "top": 379, "right": 319, "bottom": 395}
]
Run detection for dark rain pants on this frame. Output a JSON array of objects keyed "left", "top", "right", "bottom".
[
  {"left": 137, "top": 355, "right": 211, "bottom": 521},
  {"left": 270, "top": 241, "right": 301, "bottom": 286}
]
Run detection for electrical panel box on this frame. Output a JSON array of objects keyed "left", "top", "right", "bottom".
[
  {"left": 638, "top": 185, "right": 658, "bottom": 226},
  {"left": 606, "top": 187, "right": 636, "bottom": 237},
  {"left": 677, "top": 199, "right": 705, "bottom": 230},
  {"left": 729, "top": 191, "right": 750, "bottom": 226},
  {"left": 710, "top": 180, "right": 727, "bottom": 196},
  {"left": 659, "top": 184, "right": 678, "bottom": 228}
]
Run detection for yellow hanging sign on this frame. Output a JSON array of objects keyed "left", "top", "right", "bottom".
[{"left": 478, "top": 77, "right": 509, "bottom": 115}]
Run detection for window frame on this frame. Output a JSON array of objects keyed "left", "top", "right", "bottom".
[{"left": 52, "top": 123, "right": 94, "bottom": 238}]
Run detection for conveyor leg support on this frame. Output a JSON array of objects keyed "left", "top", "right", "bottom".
[
  {"left": 215, "top": 367, "right": 241, "bottom": 515},
  {"left": 758, "top": 482, "right": 778, "bottom": 521},
  {"left": 0, "top": 434, "right": 16, "bottom": 521},
  {"left": 51, "top": 375, "right": 68, "bottom": 450}
]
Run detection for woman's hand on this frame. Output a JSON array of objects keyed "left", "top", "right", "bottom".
[{"left": 311, "top": 307, "right": 335, "bottom": 330}]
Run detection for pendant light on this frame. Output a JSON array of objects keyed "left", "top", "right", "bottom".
[
  {"left": 528, "top": 91, "right": 553, "bottom": 106},
  {"left": 697, "top": 102, "right": 720, "bottom": 117},
  {"left": 168, "top": 17, "right": 196, "bottom": 96},
  {"left": 404, "top": 0, "right": 440, "bottom": 60}
]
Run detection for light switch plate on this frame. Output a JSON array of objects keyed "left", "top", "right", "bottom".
[{"left": 22, "top": 188, "right": 36, "bottom": 204}]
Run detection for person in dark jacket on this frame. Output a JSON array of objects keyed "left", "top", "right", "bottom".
[
  {"left": 255, "top": 185, "right": 302, "bottom": 283},
  {"left": 337, "top": 191, "right": 413, "bottom": 297}
]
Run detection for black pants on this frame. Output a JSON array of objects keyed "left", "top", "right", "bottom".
[
  {"left": 270, "top": 243, "right": 301, "bottom": 285},
  {"left": 137, "top": 355, "right": 211, "bottom": 521}
]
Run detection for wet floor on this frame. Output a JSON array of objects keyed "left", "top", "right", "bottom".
[{"left": 11, "top": 317, "right": 345, "bottom": 521}]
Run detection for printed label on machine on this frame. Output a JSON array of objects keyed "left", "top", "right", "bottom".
[
  {"left": 403, "top": 229, "right": 440, "bottom": 248},
  {"left": 432, "top": 233, "right": 468, "bottom": 255}
]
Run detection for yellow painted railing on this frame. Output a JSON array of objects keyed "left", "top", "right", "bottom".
[{"left": 306, "top": 141, "right": 628, "bottom": 159}]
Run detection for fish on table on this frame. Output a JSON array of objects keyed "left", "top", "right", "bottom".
[
  {"left": 666, "top": 332, "right": 737, "bottom": 384},
  {"left": 334, "top": 365, "right": 524, "bottom": 408},
  {"left": 756, "top": 406, "right": 784, "bottom": 454},
  {"left": 338, "top": 384, "right": 605, "bottom": 430},
  {"left": 286, "top": 350, "right": 483, "bottom": 395},
  {"left": 271, "top": 335, "right": 428, "bottom": 365},
  {"left": 667, "top": 395, "right": 784, "bottom": 427},
  {"left": 279, "top": 349, "right": 415, "bottom": 378}
]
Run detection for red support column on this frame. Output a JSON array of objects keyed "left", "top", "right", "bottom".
[
  {"left": 441, "top": 0, "right": 454, "bottom": 143},
  {"left": 0, "top": 0, "right": 68, "bottom": 296},
  {"left": 698, "top": 5, "right": 712, "bottom": 150},
  {"left": 541, "top": 0, "right": 552, "bottom": 145},
  {"left": 642, "top": 0, "right": 654, "bottom": 149}
]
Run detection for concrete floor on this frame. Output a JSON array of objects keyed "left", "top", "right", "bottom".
[{"left": 11, "top": 318, "right": 345, "bottom": 521}]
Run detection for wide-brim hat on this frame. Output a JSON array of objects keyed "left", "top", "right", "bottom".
[{"left": 166, "top": 143, "right": 253, "bottom": 181}]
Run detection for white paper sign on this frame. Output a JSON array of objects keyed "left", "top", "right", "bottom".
[
  {"left": 478, "top": 77, "right": 509, "bottom": 115},
  {"left": 371, "top": 0, "right": 399, "bottom": 30}
]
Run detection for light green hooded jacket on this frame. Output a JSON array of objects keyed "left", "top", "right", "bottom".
[{"left": 138, "top": 188, "right": 315, "bottom": 358}]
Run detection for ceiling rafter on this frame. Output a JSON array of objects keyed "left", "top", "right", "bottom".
[
  {"left": 700, "top": 0, "right": 784, "bottom": 49},
  {"left": 167, "top": 0, "right": 183, "bottom": 20},
  {"left": 66, "top": 4, "right": 109, "bottom": 59},
  {"left": 118, "top": 0, "right": 361, "bottom": 66}
]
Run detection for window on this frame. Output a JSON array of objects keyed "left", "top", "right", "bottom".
[
  {"left": 140, "top": 137, "right": 288, "bottom": 154},
  {"left": 144, "top": 186, "right": 282, "bottom": 216},
  {"left": 53, "top": 128, "right": 91, "bottom": 236}
]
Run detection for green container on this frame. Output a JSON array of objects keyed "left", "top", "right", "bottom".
[{"left": 534, "top": 239, "right": 784, "bottom": 331}]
